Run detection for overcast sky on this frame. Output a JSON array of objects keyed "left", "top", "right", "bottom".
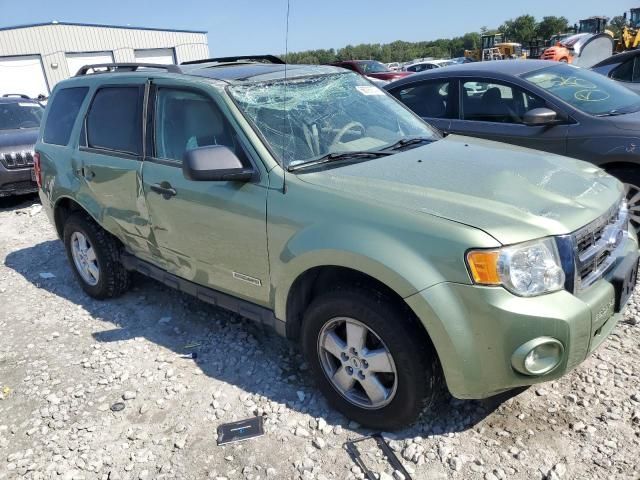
[{"left": 1, "top": 0, "right": 635, "bottom": 56}]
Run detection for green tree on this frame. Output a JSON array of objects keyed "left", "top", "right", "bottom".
[
  {"left": 536, "top": 16, "right": 570, "bottom": 40},
  {"left": 499, "top": 14, "right": 538, "bottom": 43},
  {"left": 609, "top": 15, "right": 629, "bottom": 39}
]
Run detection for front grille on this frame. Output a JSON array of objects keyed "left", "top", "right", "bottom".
[
  {"left": 572, "top": 200, "right": 628, "bottom": 290},
  {"left": 1, "top": 150, "right": 35, "bottom": 170}
]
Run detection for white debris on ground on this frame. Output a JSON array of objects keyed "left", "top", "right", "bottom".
[{"left": 0, "top": 195, "right": 639, "bottom": 480}]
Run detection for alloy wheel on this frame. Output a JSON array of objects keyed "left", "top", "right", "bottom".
[
  {"left": 70, "top": 231, "right": 100, "bottom": 286},
  {"left": 317, "top": 317, "right": 397, "bottom": 409}
]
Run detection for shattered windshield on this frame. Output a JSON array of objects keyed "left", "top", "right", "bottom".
[
  {"left": 522, "top": 64, "right": 640, "bottom": 116},
  {"left": 229, "top": 73, "right": 438, "bottom": 168}
]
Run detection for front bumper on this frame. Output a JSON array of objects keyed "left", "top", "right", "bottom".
[
  {"left": 405, "top": 233, "right": 638, "bottom": 399},
  {"left": 0, "top": 165, "right": 37, "bottom": 197}
]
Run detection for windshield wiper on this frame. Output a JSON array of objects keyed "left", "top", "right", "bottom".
[
  {"left": 288, "top": 151, "right": 392, "bottom": 172},
  {"left": 597, "top": 109, "right": 626, "bottom": 117},
  {"left": 380, "top": 137, "right": 434, "bottom": 152}
]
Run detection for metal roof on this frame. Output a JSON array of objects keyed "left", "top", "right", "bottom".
[
  {"left": 182, "top": 63, "right": 345, "bottom": 83},
  {"left": 0, "top": 21, "right": 207, "bottom": 34},
  {"left": 385, "top": 60, "right": 558, "bottom": 88},
  {"left": 592, "top": 50, "right": 637, "bottom": 68}
]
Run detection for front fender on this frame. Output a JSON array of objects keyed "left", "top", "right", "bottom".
[{"left": 272, "top": 221, "right": 489, "bottom": 321}]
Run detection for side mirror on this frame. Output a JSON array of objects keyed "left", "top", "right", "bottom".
[
  {"left": 183, "top": 145, "right": 253, "bottom": 182},
  {"left": 523, "top": 108, "right": 558, "bottom": 126}
]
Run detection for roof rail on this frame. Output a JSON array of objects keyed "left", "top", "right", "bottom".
[
  {"left": 181, "top": 55, "right": 285, "bottom": 66},
  {"left": 2, "top": 93, "right": 31, "bottom": 99},
  {"left": 75, "top": 63, "right": 182, "bottom": 76}
]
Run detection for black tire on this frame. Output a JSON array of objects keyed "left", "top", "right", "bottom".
[
  {"left": 605, "top": 165, "right": 640, "bottom": 231},
  {"left": 63, "top": 213, "right": 130, "bottom": 299},
  {"left": 302, "top": 287, "right": 440, "bottom": 430}
]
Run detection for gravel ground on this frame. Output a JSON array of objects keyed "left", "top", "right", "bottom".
[{"left": 0, "top": 194, "right": 639, "bottom": 480}]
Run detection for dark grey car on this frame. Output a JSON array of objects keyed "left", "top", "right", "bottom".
[
  {"left": 0, "top": 96, "right": 44, "bottom": 197},
  {"left": 384, "top": 60, "right": 640, "bottom": 227},
  {"left": 592, "top": 49, "right": 640, "bottom": 94}
]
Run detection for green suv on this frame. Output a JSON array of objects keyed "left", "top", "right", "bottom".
[{"left": 35, "top": 58, "right": 639, "bottom": 429}]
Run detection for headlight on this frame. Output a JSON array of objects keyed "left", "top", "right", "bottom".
[{"left": 466, "top": 238, "right": 565, "bottom": 297}]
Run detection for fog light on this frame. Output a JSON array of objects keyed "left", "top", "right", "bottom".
[{"left": 512, "top": 337, "right": 564, "bottom": 376}]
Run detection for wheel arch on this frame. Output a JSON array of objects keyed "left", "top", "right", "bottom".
[
  {"left": 280, "top": 263, "right": 435, "bottom": 353},
  {"left": 53, "top": 195, "right": 104, "bottom": 239}
]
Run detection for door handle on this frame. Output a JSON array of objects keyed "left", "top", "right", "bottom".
[
  {"left": 75, "top": 167, "right": 95, "bottom": 181},
  {"left": 150, "top": 182, "right": 177, "bottom": 199}
]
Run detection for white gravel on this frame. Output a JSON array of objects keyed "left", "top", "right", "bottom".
[{"left": 1, "top": 194, "right": 639, "bottom": 479}]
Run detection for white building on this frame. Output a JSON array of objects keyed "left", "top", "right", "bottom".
[{"left": 0, "top": 21, "right": 209, "bottom": 98}]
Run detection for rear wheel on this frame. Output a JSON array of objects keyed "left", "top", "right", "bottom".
[
  {"left": 605, "top": 166, "right": 640, "bottom": 232},
  {"left": 302, "top": 288, "right": 440, "bottom": 430},
  {"left": 63, "top": 213, "right": 130, "bottom": 299}
]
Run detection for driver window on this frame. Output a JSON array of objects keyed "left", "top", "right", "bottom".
[
  {"left": 154, "top": 88, "right": 246, "bottom": 164},
  {"left": 462, "top": 80, "right": 547, "bottom": 124}
]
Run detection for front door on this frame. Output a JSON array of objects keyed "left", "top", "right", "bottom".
[
  {"left": 141, "top": 81, "right": 270, "bottom": 305},
  {"left": 388, "top": 78, "right": 457, "bottom": 133},
  {"left": 449, "top": 78, "right": 568, "bottom": 155},
  {"left": 74, "top": 80, "right": 153, "bottom": 258}
]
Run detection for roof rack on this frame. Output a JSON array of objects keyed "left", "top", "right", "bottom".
[
  {"left": 2, "top": 94, "right": 31, "bottom": 99},
  {"left": 181, "top": 55, "right": 285, "bottom": 66},
  {"left": 75, "top": 63, "right": 182, "bottom": 76}
]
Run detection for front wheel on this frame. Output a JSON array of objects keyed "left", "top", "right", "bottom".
[{"left": 302, "top": 288, "right": 440, "bottom": 430}]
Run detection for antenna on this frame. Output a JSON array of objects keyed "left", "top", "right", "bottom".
[{"left": 281, "top": 0, "right": 290, "bottom": 194}]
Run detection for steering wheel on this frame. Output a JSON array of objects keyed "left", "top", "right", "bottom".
[{"left": 330, "top": 122, "right": 366, "bottom": 148}]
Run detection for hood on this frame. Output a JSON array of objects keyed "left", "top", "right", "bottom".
[
  {"left": 0, "top": 128, "right": 39, "bottom": 153},
  {"left": 298, "top": 135, "right": 622, "bottom": 245}
]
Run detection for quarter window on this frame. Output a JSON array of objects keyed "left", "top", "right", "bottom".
[
  {"left": 390, "top": 80, "right": 455, "bottom": 119},
  {"left": 462, "top": 80, "right": 547, "bottom": 123},
  {"left": 611, "top": 58, "right": 638, "bottom": 83},
  {"left": 42, "top": 87, "right": 88, "bottom": 145},
  {"left": 86, "top": 87, "right": 143, "bottom": 155},
  {"left": 154, "top": 88, "right": 245, "bottom": 164}
]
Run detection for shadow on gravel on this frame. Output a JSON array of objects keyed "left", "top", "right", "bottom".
[
  {"left": 5, "top": 239, "right": 522, "bottom": 439},
  {"left": 0, "top": 192, "right": 39, "bottom": 211}
]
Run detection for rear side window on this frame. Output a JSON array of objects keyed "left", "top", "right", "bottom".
[
  {"left": 86, "top": 87, "right": 143, "bottom": 155},
  {"left": 390, "top": 80, "right": 456, "bottom": 119},
  {"left": 611, "top": 58, "right": 634, "bottom": 82},
  {"left": 43, "top": 87, "right": 88, "bottom": 145}
]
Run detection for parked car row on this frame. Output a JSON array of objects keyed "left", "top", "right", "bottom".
[
  {"left": 29, "top": 54, "right": 639, "bottom": 430},
  {"left": 384, "top": 60, "right": 640, "bottom": 230}
]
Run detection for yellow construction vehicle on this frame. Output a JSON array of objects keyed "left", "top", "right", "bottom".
[
  {"left": 463, "top": 34, "right": 525, "bottom": 61},
  {"left": 617, "top": 8, "right": 640, "bottom": 51},
  {"left": 577, "top": 16, "right": 612, "bottom": 36}
]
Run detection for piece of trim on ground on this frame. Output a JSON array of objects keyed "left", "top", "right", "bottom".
[
  {"left": 345, "top": 434, "right": 413, "bottom": 480},
  {"left": 217, "top": 416, "right": 265, "bottom": 445}
]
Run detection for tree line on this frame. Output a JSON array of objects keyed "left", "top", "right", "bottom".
[{"left": 284, "top": 12, "right": 627, "bottom": 64}]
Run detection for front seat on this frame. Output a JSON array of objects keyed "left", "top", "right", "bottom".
[{"left": 480, "top": 87, "right": 514, "bottom": 122}]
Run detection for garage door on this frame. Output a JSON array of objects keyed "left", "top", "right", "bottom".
[
  {"left": 0, "top": 55, "right": 49, "bottom": 99},
  {"left": 134, "top": 48, "right": 175, "bottom": 65},
  {"left": 66, "top": 52, "right": 114, "bottom": 77}
]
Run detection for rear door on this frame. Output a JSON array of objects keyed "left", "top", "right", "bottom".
[
  {"left": 449, "top": 77, "right": 569, "bottom": 155},
  {"left": 140, "top": 80, "right": 270, "bottom": 305},
  {"left": 74, "top": 79, "right": 153, "bottom": 258},
  {"left": 388, "top": 78, "right": 457, "bottom": 133}
]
